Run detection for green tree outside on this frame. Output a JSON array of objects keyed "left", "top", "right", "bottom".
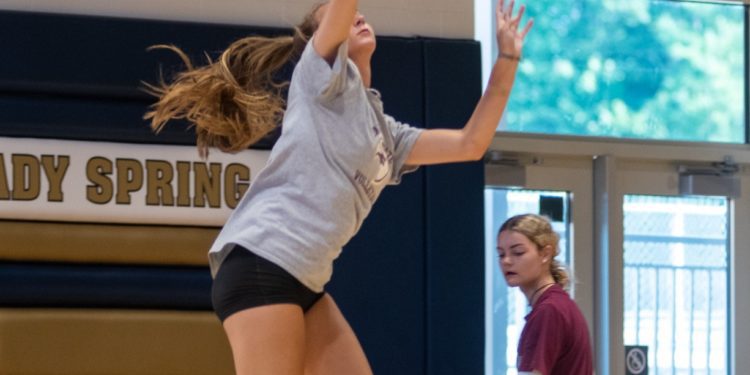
[{"left": 504, "top": 0, "right": 745, "bottom": 143}]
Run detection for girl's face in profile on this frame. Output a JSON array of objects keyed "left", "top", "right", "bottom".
[
  {"left": 496, "top": 230, "right": 548, "bottom": 289},
  {"left": 347, "top": 12, "right": 376, "bottom": 58},
  {"left": 314, "top": 4, "right": 376, "bottom": 59}
]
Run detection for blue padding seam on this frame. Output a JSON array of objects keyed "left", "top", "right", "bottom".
[{"left": 0, "top": 262, "right": 212, "bottom": 310}]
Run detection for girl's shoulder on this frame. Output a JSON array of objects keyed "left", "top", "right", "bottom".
[{"left": 292, "top": 39, "right": 360, "bottom": 99}]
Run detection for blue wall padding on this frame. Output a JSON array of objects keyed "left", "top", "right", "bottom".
[
  {"left": 0, "top": 263, "right": 212, "bottom": 310},
  {"left": 370, "top": 37, "right": 426, "bottom": 128},
  {"left": 0, "top": 11, "right": 287, "bottom": 98},
  {"left": 0, "top": 11, "right": 289, "bottom": 148},
  {"left": 328, "top": 36, "right": 427, "bottom": 375},
  {"left": 331, "top": 176, "right": 427, "bottom": 374},
  {"left": 0, "top": 95, "right": 166, "bottom": 144},
  {"left": 0, "top": 10, "right": 484, "bottom": 375},
  {"left": 423, "top": 39, "right": 485, "bottom": 375}
]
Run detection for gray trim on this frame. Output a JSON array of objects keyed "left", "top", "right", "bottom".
[
  {"left": 730, "top": 174, "right": 750, "bottom": 374},
  {"left": 594, "top": 155, "right": 625, "bottom": 375}
]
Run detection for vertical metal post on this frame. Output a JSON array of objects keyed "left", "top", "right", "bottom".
[
  {"left": 636, "top": 268, "right": 641, "bottom": 344},
  {"left": 689, "top": 270, "right": 695, "bottom": 375},
  {"left": 672, "top": 270, "right": 677, "bottom": 375},
  {"left": 744, "top": 5, "right": 749, "bottom": 144},
  {"left": 706, "top": 270, "right": 714, "bottom": 375},
  {"left": 594, "top": 155, "right": 625, "bottom": 375},
  {"left": 656, "top": 269, "right": 661, "bottom": 374}
]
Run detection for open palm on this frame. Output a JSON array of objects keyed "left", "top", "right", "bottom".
[{"left": 496, "top": 0, "right": 533, "bottom": 59}]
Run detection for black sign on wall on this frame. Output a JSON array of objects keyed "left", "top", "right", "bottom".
[{"left": 625, "top": 345, "right": 648, "bottom": 375}]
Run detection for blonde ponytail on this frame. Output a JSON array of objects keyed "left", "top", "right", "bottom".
[
  {"left": 550, "top": 259, "right": 570, "bottom": 290},
  {"left": 143, "top": 3, "right": 325, "bottom": 157}
]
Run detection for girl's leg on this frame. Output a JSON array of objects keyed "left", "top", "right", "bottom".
[
  {"left": 222, "top": 304, "right": 306, "bottom": 375},
  {"left": 303, "top": 294, "right": 372, "bottom": 375}
]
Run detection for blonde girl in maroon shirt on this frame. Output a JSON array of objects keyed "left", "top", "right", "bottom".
[{"left": 497, "top": 214, "right": 593, "bottom": 375}]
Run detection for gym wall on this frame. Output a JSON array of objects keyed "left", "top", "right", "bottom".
[{"left": 0, "top": 8, "right": 484, "bottom": 375}]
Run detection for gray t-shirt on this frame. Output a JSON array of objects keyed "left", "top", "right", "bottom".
[{"left": 208, "top": 38, "right": 423, "bottom": 292}]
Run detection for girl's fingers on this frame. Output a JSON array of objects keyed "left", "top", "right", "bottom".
[
  {"left": 507, "top": 0, "right": 515, "bottom": 20},
  {"left": 496, "top": 0, "right": 501, "bottom": 20},
  {"left": 499, "top": 1, "right": 532, "bottom": 38},
  {"left": 519, "top": 19, "right": 534, "bottom": 40},
  {"left": 512, "top": 5, "right": 526, "bottom": 27}
]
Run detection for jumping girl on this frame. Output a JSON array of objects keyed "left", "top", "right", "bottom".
[{"left": 146, "top": 1, "right": 532, "bottom": 373}]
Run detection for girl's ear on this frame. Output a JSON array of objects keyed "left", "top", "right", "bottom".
[{"left": 541, "top": 244, "right": 554, "bottom": 263}]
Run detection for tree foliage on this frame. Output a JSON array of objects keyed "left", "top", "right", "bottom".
[{"left": 503, "top": 0, "right": 745, "bottom": 142}]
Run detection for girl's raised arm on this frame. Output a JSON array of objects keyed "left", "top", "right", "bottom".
[
  {"left": 313, "top": 0, "right": 358, "bottom": 64},
  {"left": 404, "top": 0, "right": 533, "bottom": 166}
]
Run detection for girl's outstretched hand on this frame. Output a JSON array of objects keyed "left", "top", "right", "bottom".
[{"left": 496, "top": 0, "right": 533, "bottom": 61}]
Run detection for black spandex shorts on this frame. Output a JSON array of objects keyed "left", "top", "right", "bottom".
[{"left": 211, "top": 244, "right": 325, "bottom": 322}]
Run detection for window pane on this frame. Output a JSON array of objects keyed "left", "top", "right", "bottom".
[
  {"left": 495, "top": 0, "right": 745, "bottom": 142},
  {"left": 484, "top": 189, "right": 569, "bottom": 375},
  {"left": 623, "top": 195, "right": 729, "bottom": 374}
]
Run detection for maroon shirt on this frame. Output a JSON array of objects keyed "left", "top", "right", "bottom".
[{"left": 517, "top": 284, "right": 593, "bottom": 374}]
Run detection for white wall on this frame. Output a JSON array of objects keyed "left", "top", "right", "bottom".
[{"left": 0, "top": 0, "right": 476, "bottom": 39}]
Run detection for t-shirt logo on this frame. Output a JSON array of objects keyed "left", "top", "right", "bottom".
[
  {"left": 372, "top": 126, "right": 392, "bottom": 184},
  {"left": 353, "top": 126, "right": 393, "bottom": 203}
]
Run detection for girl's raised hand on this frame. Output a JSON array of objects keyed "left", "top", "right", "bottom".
[{"left": 496, "top": 0, "right": 533, "bottom": 61}]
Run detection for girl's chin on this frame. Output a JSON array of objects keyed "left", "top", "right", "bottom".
[
  {"left": 503, "top": 275, "right": 522, "bottom": 287},
  {"left": 349, "top": 38, "right": 376, "bottom": 52}
]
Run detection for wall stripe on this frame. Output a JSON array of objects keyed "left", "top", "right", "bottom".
[
  {"left": 0, "top": 221, "right": 216, "bottom": 265},
  {"left": 0, "top": 309, "right": 232, "bottom": 375},
  {"left": 0, "top": 262, "right": 212, "bottom": 310}
]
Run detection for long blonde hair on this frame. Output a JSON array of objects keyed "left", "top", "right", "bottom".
[
  {"left": 143, "top": 3, "right": 326, "bottom": 157},
  {"left": 499, "top": 214, "right": 570, "bottom": 290}
]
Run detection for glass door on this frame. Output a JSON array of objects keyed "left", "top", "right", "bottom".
[
  {"left": 485, "top": 189, "right": 569, "bottom": 374},
  {"left": 484, "top": 155, "right": 593, "bottom": 375},
  {"left": 623, "top": 195, "right": 729, "bottom": 374},
  {"left": 594, "top": 157, "right": 740, "bottom": 374}
]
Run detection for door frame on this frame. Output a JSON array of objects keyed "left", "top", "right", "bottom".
[{"left": 487, "top": 132, "right": 750, "bottom": 375}]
